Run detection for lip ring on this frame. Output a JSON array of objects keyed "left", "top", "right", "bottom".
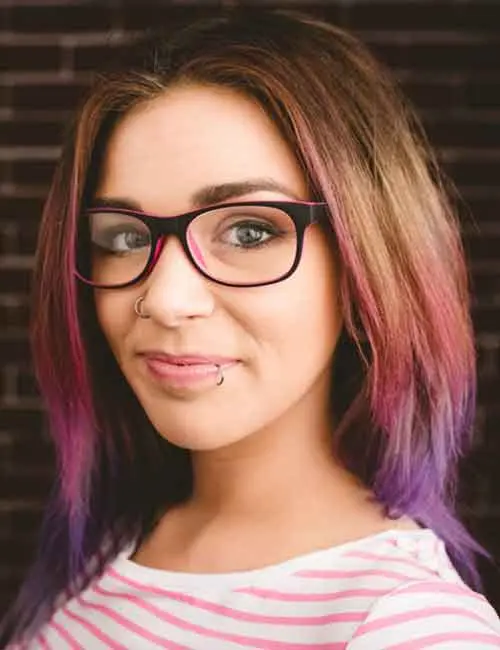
[{"left": 215, "top": 364, "right": 224, "bottom": 386}]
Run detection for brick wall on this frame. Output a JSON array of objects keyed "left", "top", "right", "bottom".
[{"left": 1, "top": 0, "right": 499, "bottom": 617}]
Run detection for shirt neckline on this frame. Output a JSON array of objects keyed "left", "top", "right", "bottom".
[{"left": 111, "top": 527, "right": 438, "bottom": 592}]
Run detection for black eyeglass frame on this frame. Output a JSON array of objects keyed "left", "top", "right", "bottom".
[{"left": 75, "top": 200, "right": 329, "bottom": 289}]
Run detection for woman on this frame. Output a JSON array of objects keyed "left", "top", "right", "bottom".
[{"left": 3, "top": 7, "right": 500, "bottom": 648}]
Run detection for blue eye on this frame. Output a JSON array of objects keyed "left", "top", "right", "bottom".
[{"left": 224, "top": 221, "right": 277, "bottom": 248}]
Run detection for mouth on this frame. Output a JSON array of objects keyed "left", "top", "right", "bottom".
[
  {"left": 139, "top": 351, "right": 238, "bottom": 365},
  {"left": 138, "top": 351, "right": 239, "bottom": 389}
]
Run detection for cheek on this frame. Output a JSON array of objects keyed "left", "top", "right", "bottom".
[{"left": 94, "top": 291, "right": 135, "bottom": 356}]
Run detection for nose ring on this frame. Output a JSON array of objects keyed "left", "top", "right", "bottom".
[{"left": 134, "top": 296, "right": 150, "bottom": 319}]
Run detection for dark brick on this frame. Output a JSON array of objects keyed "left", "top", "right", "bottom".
[
  {"left": 0, "top": 537, "right": 37, "bottom": 565},
  {"left": 16, "top": 220, "right": 40, "bottom": 256},
  {"left": 0, "top": 120, "right": 65, "bottom": 147},
  {"left": 465, "top": 235, "right": 500, "bottom": 263},
  {"left": 401, "top": 78, "right": 458, "bottom": 111},
  {"left": 0, "top": 573, "right": 25, "bottom": 608},
  {"left": 465, "top": 78, "right": 500, "bottom": 109},
  {"left": 73, "top": 43, "right": 130, "bottom": 71},
  {"left": 0, "top": 160, "right": 9, "bottom": 186},
  {"left": 0, "top": 268, "right": 32, "bottom": 293},
  {"left": 0, "top": 334, "right": 31, "bottom": 364},
  {"left": 458, "top": 458, "right": 485, "bottom": 507},
  {"left": 371, "top": 41, "right": 500, "bottom": 73},
  {"left": 472, "top": 305, "right": 500, "bottom": 334},
  {"left": 0, "top": 408, "right": 43, "bottom": 436},
  {"left": 0, "top": 302, "right": 30, "bottom": 330},
  {"left": 424, "top": 119, "right": 500, "bottom": 150},
  {"left": 346, "top": 2, "right": 500, "bottom": 32},
  {"left": 10, "top": 5, "right": 113, "bottom": 33},
  {"left": 469, "top": 271, "right": 500, "bottom": 305},
  {"left": 16, "top": 367, "right": 39, "bottom": 400},
  {"left": 8, "top": 505, "right": 45, "bottom": 535},
  {"left": 477, "top": 373, "right": 500, "bottom": 403},
  {"left": 444, "top": 159, "right": 500, "bottom": 188},
  {"left": 0, "top": 82, "right": 9, "bottom": 111},
  {"left": 0, "top": 9, "right": 9, "bottom": 32},
  {"left": 0, "top": 470, "right": 52, "bottom": 501},
  {"left": 477, "top": 345, "right": 498, "bottom": 379},
  {"left": 0, "top": 198, "right": 45, "bottom": 222},
  {"left": 482, "top": 405, "right": 500, "bottom": 453},
  {"left": 0, "top": 227, "right": 12, "bottom": 256},
  {"left": 464, "top": 197, "right": 500, "bottom": 224},
  {"left": 10, "top": 159, "right": 56, "bottom": 187},
  {"left": 119, "top": 4, "right": 216, "bottom": 31},
  {"left": 0, "top": 46, "right": 61, "bottom": 72},
  {"left": 12, "top": 83, "right": 89, "bottom": 112},
  {"left": 10, "top": 439, "right": 53, "bottom": 467}
]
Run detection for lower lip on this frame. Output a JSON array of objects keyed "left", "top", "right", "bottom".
[{"left": 142, "top": 357, "right": 237, "bottom": 388}]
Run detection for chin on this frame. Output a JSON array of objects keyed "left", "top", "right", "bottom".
[{"left": 153, "top": 426, "right": 245, "bottom": 452}]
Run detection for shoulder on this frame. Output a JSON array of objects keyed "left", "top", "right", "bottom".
[
  {"left": 326, "top": 529, "right": 500, "bottom": 648},
  {"left": 346, "top": 579, "right": 500, "bottom": 649}
]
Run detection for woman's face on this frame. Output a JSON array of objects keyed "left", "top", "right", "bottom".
[{"left": 94, "top": 83, "right": 343, "bottom": 450}]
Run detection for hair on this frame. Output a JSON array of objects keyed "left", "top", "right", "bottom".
[{"left": 2, "top": 6, "right": 487, "bottom": 645}]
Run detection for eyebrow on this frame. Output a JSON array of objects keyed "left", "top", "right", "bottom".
[{"left": 91, "top": 178, "right": 303, "bottom": 212}]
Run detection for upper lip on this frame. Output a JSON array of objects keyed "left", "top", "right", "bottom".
[{"left": 139, "top": 351, "right": 238, "bottom": 365}]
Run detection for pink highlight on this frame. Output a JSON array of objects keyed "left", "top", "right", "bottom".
[{"left": 187, "top": 228, "right": 207, "bottom": 269}]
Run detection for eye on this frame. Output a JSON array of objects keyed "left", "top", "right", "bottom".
[
  {"left": 108, "top": 230, "right": 150, "bottom": 253},
  {"left": 224, "top": 221, "right": 277, "bottom": 248},
  {"left": 92, "top": 227, "right": 151, "bottom": 255}
]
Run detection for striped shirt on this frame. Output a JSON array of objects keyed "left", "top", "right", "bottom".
[{"left": 17, "top": 528, "right": 500, "bottom": 649}]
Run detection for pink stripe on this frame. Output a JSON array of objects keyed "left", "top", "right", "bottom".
[
  {"left": 109, "top": 568, "right": 365, "bottom": 625},
  {"left": 62, "top": 606, "right": 127, "bottom": 649},
  {"left": 187, "top": 229, "right": 207, "bottom": 269},
  {"left": 75, "top": 593, "right": 189, "bottom": 649},
  {"left": 385, "top": 631, "right": 500, "bottom": 649},
  {"left": 81, "top": 586, "right": 345, "bottom": 649},
  {"left": 386, "top": 581, "right": 485, "bottom": 602},
  {"left": 236, "top": 585, "right": 387, "bottom": 602},
  {"left": 343, "top": 551, "right": 436, "bottom": 575},
  {"left": 103, "top": 581, "right": 362, "bottom": 626},
  {"left": 357, "top": 605, "right": 495, "bottom": 636},
  {"left": 36, "top": 630, "right": 51, "bottom": 650},
  {"left": 296, "top": 568, "right": 428, "bottom": 582},
  {"left": 49, "top": 619, "right": 84, "bottom": 650}
]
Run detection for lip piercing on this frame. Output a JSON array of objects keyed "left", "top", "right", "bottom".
[
  {"left": 134, "top": 296, "right": 150, "bottom": 319},
  {"left": 215, "top": 364, "right": 224, "bottom": 386}
]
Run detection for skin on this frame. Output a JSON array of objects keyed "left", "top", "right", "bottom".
[{"left": 94, "top": 83, "right": 417, "bottom": 573}]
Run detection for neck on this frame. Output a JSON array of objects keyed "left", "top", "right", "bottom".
[{"left": 187, "top": 388, "right": 378, "bottom": 534}]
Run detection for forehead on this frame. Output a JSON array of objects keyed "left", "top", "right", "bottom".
[{"left": 96, "top": 83, "right": 308, "bottom": 212}]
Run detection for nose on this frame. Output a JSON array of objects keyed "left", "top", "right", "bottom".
[{"left": 142, "top": 236, "right": 215, "bottom": 327}]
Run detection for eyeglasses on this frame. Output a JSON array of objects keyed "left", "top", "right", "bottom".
[{"left": 75, "top": 200, "right": 328, "bottom": 289}]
